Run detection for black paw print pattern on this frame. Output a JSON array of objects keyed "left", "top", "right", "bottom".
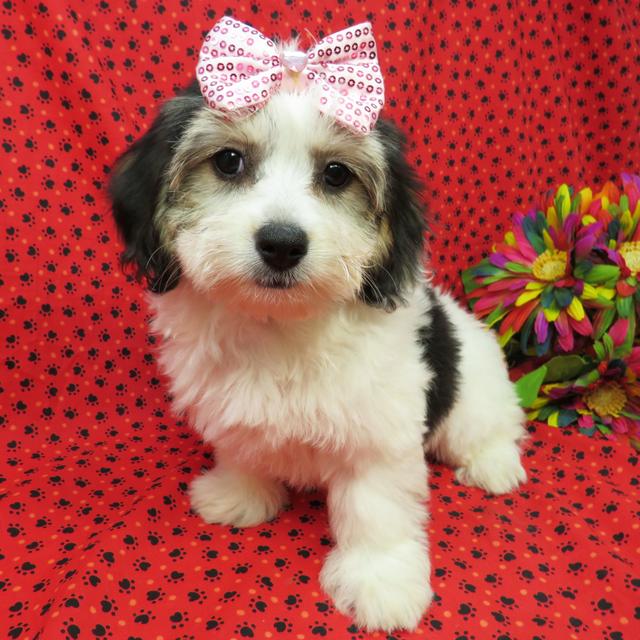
[{"left": 0, "top": 1, "right": 639, "bottom": 639}]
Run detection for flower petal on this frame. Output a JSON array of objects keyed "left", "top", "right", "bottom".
[
  {"left": 534, "top": 311, "right": 549, "bottom": 343},
  {"left": 567, "top": 296, "right": 585, "bottom": 321},
  {"left": 578, "top": 413, "right": 594, "bottom": 428},
  {"left": 515, "top": 289, "right": 542, "bottom": 306},
  {"left": 543, "top": 306, "right": 560, "bottom": 322},
  {"left": 555, "top": 312, "right": 574, "bottom": 351},
  {"left": 568, "top": 313, "right": 593, "bottom": 336},
  {"left": 578, "top": 187, "right": 593, "bottom": 214},
  {"left": 608, "top": 317, "right": 630, "bottom": 347}
]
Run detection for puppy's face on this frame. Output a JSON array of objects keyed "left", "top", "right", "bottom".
[{"left": 110, "top": 82, "right": 424, "bottom": 318}]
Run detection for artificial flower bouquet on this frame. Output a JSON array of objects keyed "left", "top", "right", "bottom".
[{"left": 463, "top": 174, "right": 640, "bottom": 448}]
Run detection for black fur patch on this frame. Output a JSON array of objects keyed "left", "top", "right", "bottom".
[
  {"left": 109, "top": 81, "right": 203, "bottom": 293},
  {"left": 418, "top": 289, "right": 461, "bottom": 432},
  {"left": 359, "top": 119, "right": 426, "bottom": 311}
]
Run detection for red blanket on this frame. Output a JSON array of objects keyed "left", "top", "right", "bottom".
[{"left": 1, "top": 1, "right": 638, "bottom": 638}]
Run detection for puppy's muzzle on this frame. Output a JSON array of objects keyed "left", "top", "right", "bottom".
[{"left": 255, "top": 222, "right": 308, "bottom": 271}]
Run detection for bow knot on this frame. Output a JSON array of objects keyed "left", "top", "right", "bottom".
[
  {"left": 282, "top": 50, "right": 308, "bottom": 72},
  {"left": 196, "top": 18, "right": 385, "bottom": 134}
]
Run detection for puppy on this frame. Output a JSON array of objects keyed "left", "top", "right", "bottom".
[{"left": 109, "top": 19, "right": 526, "bottom": 632}]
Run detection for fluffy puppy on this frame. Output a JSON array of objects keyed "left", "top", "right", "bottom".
[{"left": 110, "top": 78, "right": 527, "bottom": 630}]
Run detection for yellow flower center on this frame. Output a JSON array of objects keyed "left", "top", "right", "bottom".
[
  {"left": 584, "top": 381, "right": 627, "bottom": 417},
  {"left": 531, "top": 249, "right": 568, "bottom": 282},
  {"left": 620, "top": 241, "right": 640, "bottom": 276}
]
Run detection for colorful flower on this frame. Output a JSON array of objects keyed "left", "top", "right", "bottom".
[
  {"left": 465, "top": 174, "right": 640, "bottom": 447},
  {"left": 574, "top": 173, "right": 640, "bottom": 339},
  {"left": 463, "top": 184, "right": 596, "bottom": 355},
  {"left": 528, "top": 319, "right": 640, "bottom": 442}
]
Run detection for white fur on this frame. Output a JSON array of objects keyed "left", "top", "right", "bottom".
[
  {"left": 143, "top": 89, "right": 526, "bottom": 631},
  {"left": 163, "top": 92, "right": 388, "bottom": 321},
  {"left": 151, "top": 280, "right": 526, "bottom": 631},
  {"left": 189, "top": 463, "right": 288, "bottom": 527}
]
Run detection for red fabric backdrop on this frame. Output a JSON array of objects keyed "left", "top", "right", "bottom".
[{"left": 1, "top": 1, "right": 639, "bottom": 639}]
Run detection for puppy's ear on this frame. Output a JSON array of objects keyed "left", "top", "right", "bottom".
[
  {"left": 109, "top": 82, "right": 203, "bottom": 293},
  {"left": 359, "top": 119, "right": 426, "bottom": 310}
]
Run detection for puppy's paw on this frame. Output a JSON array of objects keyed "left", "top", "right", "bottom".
[
  {"left": 456, "top": 441, "right": 526, "bottom": 495},
  {"left": 320, "top": 540, "right": 432, "bottom": 631},
  {"left": 189, "top": 467, "right": 288, "bottom": 527}
]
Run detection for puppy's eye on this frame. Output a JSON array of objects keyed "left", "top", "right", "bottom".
[
  {"left": 212, "top": 149, "right": 244, "bottom": 176},
  {"left": 323, "top": 162, "right": 352, "bottom": 189}
]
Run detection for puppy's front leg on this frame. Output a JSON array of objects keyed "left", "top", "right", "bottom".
[
  {"left": 320, "top": 451, "right": 432, "bottom": 631},
  {"left": 190, "top": 455, "right": 288, "bottom": 527}
]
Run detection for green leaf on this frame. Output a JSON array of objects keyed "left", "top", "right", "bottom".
[
  {"left": 619, "top": 194, "right": 629, "bottom": 213},
  {"left": 616, "top": 294, "right": 633, "bottom": 318},
  {"left": 486, "top": 305, "right": 508, "bottom": 328},
  {"left": 574, "top": 367, "right": 600, "bottom": 388},
  {"left": 474, "top": 263, "right": 504, "bottom": 278},
  {"left": 461, "top": 268, "right": 479, "bottom": 295},
  {"left": 584, "top": 264, "right": 620, "bottom": 285},
  {"left": 602, "top": 333, "right": 614, "bottom": 358},
  {"left": 515, "top": 365, "right": 548, "bottom": 408},
  {"left": 570, "top": 193, "right": 582, "bottom": 214},
  {"left": 504, "top": 261, "right": 532, "bottom": 274},
  {"left": 481, "top": 272, "right": 518, "bottom": 285},
  {"left": 594, "top": 307, "right": 616, "bottom": 339},
  {"left": 543, "top": 355, "right": 591, "bottom": 383},
  {"left": 593, "top": 340, "right": 606, "bottom": 361}
]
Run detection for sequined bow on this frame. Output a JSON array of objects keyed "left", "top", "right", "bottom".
[{"left": 196, "top": 17, "right": 385, "bottom": 134}]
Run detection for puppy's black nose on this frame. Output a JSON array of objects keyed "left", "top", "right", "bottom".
[{"left": 255, "top": 222, "right": 308, "bottom": 271}]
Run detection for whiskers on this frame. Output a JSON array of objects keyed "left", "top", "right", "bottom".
[
  {"left": 154, "top": 256, "right": 182, "bottom": 292},
  {"left": 358, "top": 260, "right": 404, "bottom": 308},
  {"left": 142, "top": 242, "right": 182, "bottom": 292}
]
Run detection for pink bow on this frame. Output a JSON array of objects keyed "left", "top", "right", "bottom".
[{"left": 196, "top": 17, "right": 385, "bottom": 135}]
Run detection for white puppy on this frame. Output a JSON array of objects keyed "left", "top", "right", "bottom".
[{"left": 109, "top": 36, "right": 526, "bottom": 631}]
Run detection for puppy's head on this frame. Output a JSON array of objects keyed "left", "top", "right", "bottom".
[{"left": 110, "top": 81, "right": 424, "bottom": 319}]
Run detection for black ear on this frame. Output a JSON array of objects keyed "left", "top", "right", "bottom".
[
  {"left": 359, "top": 119, "right": 426, "bottom": 310},
  {"left": 109, "top": 81, "right": 203, "bottom": 293}
]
